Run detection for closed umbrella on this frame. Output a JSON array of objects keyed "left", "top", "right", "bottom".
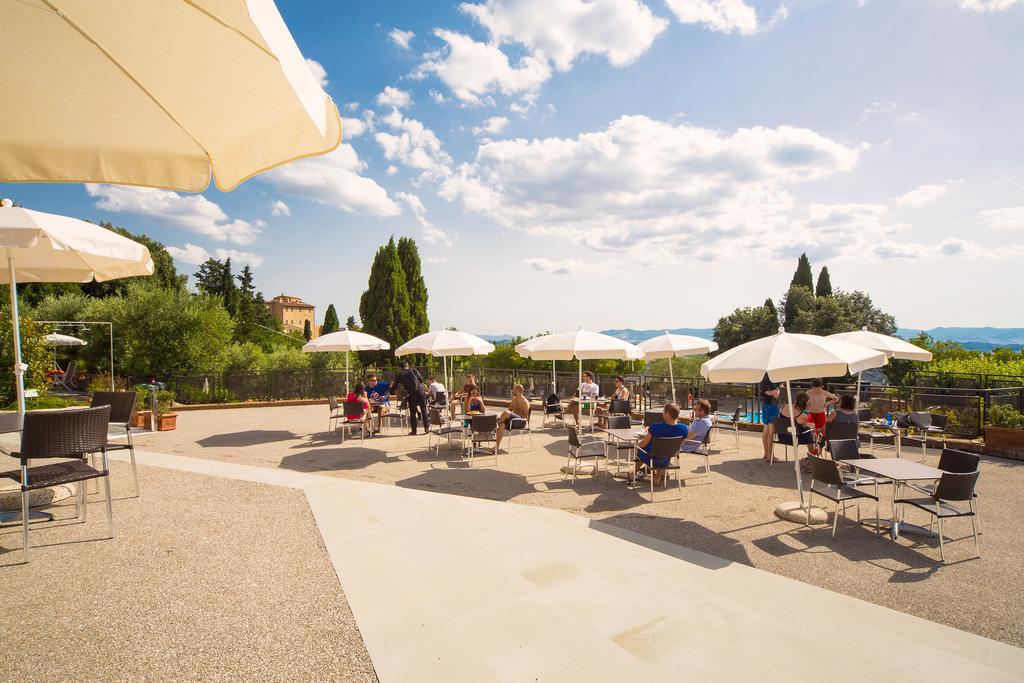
[
  {"left": 1, "top": 206, "right": 154, "bottom": 418},
  {"left": 1, "top": 0, "right": 341, "bottom": 192},
  {"left": 43, "top": 333, "right": 87, "bottom": 347},
  {"left": 302, "top": 328, "right": 390, "bottom": 392},
  {"left": 395, "top": 330, "right": 495, "bottom": 397},
  {"left": 516, "top": 329, "right": 644, "bottom": 424},
  {"left": 701, "top": 327, "right": 887, "bottom": 507},
  {"left": 827, "top": 328, "right": 933, "bottom": 408},
  {"left": 638, "top": 332, "right": 718, "bottom": 405}
]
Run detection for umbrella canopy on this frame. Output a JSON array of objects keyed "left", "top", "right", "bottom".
[
  {"left": 0, "top": 207, "right": 154, "bottom": 283},
  {"left": 638, "top": 333, "right": 718, "bottom": 405},
  {"left": 514, "top": 329, "right": 644, "bottom": 362},
  {"left": 3, "top": 207, "right": 153, "bottom": 417},
  {"left": 826, "top": 328, "right": 933, "bottom": 362},
  {"left": 700, "top": 328, "right": 887, "bottom": 384},
  {"left": 1, "top": 0, "right": 341, "bottom": 192},
  {"left": 44, "top": 333, "right": 88, "bottom": 347},
  {"left": 395, "top": 330, "right": 495, "bottom": 357},
  {"left": 302, "top": 329, "right": 389, "bottom": 354}
]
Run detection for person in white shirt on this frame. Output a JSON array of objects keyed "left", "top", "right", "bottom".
[
  {"left": 426, "top": 375, "right": 447, "bottom": 410},
  {"left": 566, "top": 370, "right": 600, "bottom": 427}
]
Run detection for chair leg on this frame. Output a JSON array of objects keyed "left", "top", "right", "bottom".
[
  {"left": 832, "top": 500, "right": 840, "bottom": 538},
  {"left": 971, "top": 501, "right": 980, "bottom": 557},
  {"left": 103, "top": 474, "right": 114, "bottom": 539},
  {"left": 22, "top": 490, "right": 31, "bottom": 563},
  {"left": 937, "top": 516, "right": 945, "bottom": 562},
  {"left": 127, "top": 428, "right": 140, "bottom": 498}
]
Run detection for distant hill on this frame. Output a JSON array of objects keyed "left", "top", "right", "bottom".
[
  {"left": 897, "top": 327, "right": 1024, "bottom": 346},
  {"left": 478, "top": 334, "right": 515, "bottom": 344},
  {"left": 600, "top": 328, "right": 715, "bottom": 344}
]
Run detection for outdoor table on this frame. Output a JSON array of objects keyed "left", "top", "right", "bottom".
[
  {"left": 596, "top": 426, "right": 645, "bottom": 476},
  {"left": 837, "top": 458, "right": 943, "bottom": 540},
  {"left": 570, "top": 397, "right": 601, "bottom": 431},
  {"left": 863, "top": 419, "right": 903, "bottom": 457}
]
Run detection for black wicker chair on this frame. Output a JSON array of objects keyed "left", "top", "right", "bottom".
[
  {"left": 91, "top": 391, "right": 140, "bottom": 497},
  {"left": 2, "top": 406, "right": 114, "bottom": 562}
]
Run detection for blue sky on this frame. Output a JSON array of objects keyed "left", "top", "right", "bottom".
[{"left": 3, "top": 0, "right": 1023, "bottom": 334}]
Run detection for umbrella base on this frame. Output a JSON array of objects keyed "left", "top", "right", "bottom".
[{"left": 774, "top": 501, "right": 828, "bottom": 525}]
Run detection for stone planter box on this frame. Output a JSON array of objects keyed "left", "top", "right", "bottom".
[
  {"left": 157, "top": 412, "right": 177, "bottom": 431},
  {"left": 131, "top": 410, "right": 152, "bottom": 429},
  {"left": 985, "top": 426, "right": 1024, "bottom": 454}
]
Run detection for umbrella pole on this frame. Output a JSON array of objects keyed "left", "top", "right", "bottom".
[
  {"left": 786, "top": 380, "right": 805, "bottom": 508},
  {"left": 6, "top": 251, "right": 26, "bottom": 419},
  {"left": 669, "top": 357, "right": 677, "bottom": 406},
  {"left": 345, "top": 352, "right": 349, "bottom": 394},
  {"left": 855, "top": 371, "right": 862, "bottom": 411},
  {"left": 552, "top": 360, "right": 556, "bottom": 395}
]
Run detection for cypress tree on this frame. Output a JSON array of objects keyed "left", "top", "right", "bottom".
[
  {"left": 791, "top": 253, "right": 814, "bottom": 291},
  {"left": 322, "top": 304, "right": 340, "bottom": 334},
  {"left": 396, "top": 237, "right": 429, "bottom": 339},
  {"left": 815, "top": 266, "right": 833, "bottom": 297},
  {"left": 303, "top": 319, "right": 312, "bottom": 341},
  {"left": 358, "top": 238, "right": 411, "bottom": 360},
  {"left": 345, "top": 315, "right": 360, "bottom": 330}
]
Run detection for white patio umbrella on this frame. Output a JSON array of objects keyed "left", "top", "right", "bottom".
[
  {"left": 701, "top": 328, "right": 887, "bottom": 507},
  {"left": 827, "top": 327, "right": 933, "bottom": 408},
  {"left": 1, "top": 206, "right": 154, "bottom": 418},
  {"left": 638, "top": 333, "right": 719, "bottom": 405},
  {"left": 515, "top": 329, "right": 644, "bottom": 403},
  {"left": 302, "top": 328, "right": 390, "bottom": 391},
  {"left": 43, "top": 333, "right": 88, "bottom": 347},
  {"left": 395, "top": 330, "right": 495, "bottom": 396},
  {"left": 1, "top": 0, "right": 341, "bottom": 192}
]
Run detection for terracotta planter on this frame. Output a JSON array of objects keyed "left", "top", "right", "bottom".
[
  {"left": 157, "top": 412, "right": 177, "bottom": 431},
  {"left": 132, "top": 410, "right": 152, "bottom": 429},
  {"left": 985, "top": 426, "right": 1024, "bottom": 452}
]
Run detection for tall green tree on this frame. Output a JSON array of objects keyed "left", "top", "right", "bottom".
[
  {"left": 322, "top": 304, "right": 340, "bottom": 334},
  {"left": 396, "top": 237, "right": 429, "bottom": 339},
  {"left": 232, "top": 265, "right": 276, "bottom": 347},
  {"left": 815, "top": 266, "right": 833, "bottom": 297},
  {"left": 713, "top": 304, "right": 780, "bottom": 351},
  {"left": 345, "top": 315, "right": 360, "bottom": 330},
  {"left": 791, "top": 253, "right": 814, "bottom": 290},
  {"left": 194, "top": 257, "right": 238, "bottom": 314},
  {"left": 358, "top": 238, "right": 411, "bottom": 360},
  {"left": 782, "top": 285, "right": 815, "bottom": 329},
  {"left": 303, "top": 319, "right": 312, "bottom": 341},
  {"left": 763, "top": 298, "right": 778, "bottom": 321}
]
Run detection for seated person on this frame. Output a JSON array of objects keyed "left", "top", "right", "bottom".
[
  {"left": 780, "top": 391, "right": 816, "bottom": 457},
  {"left": 630, "top": 402, "right": 688, "bottom": 485},
  {"left": 827, "top": 394, "right": 859, "bottom": 425},
  {"left": 682, "top": 399, "right": 714, "bottom": 452},
  {"left": 345, "top": 383, "right": 373, "bottom": 433},
  {"left": 365, "top": 372, "right": 390, "bottom": 431},
  {"left": 595, "top": 376, "right": 630, "bottom": 428},
  {"left": 496, "top": 383, "right": 531, "bottom": 452},
  {"left": 451, "top": 372, "right": 478, "bottom": 416},
  {"left": 427, "top": 375, "right": 447, "bottom": 407},
  {"left": 566, "top": 371, "right": 600, "bottom": 427},
  {"left": 462, "top": 386, "right": 486, "bottom": 426}
]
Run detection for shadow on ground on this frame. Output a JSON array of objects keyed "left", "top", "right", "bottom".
[{"left": 196, "top": 430, "right": 298, "bottom": 448}]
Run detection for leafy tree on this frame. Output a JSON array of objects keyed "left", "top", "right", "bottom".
[
  {"left": 194, "top": 257, "right": 238, "bottom": 314},
  {"left": 396, "top": 237, "right": 429, "bottom": 340},
  {"left": 0, "top": 312, "right": 52, "bottom": 408},
  {"left": 233, "top": 265, "right": 276, "bottom": 348},
  {"left": 791, "top": 253, "right": 814, "bottom": 290},
  {"left": 782, "top": 285, "right": 815, "bottom": 329},
  {"left": 358, "top": 238, "right": 411, "bottom": 361},
  {"left": 322, "top": 304, "right": 340, "bottom": 334},
  {"left": 815, "top": 266, "right": 833, "bottom": 297},
  {"left": 763, "top": 298, "right": 777, "bottom": 319},
  {"left": 345, "top": 315, "right": 359, "bottom": 330},
  {"left": 303, "top": 319, "right": 312, "bottom": 341},
  {"left": 713, "top": 304, "right": 780, "bottom": 351}
]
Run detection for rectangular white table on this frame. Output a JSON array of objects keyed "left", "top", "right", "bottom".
[{"left": 837, "top": 458, "right": 943, "bottom": 540}]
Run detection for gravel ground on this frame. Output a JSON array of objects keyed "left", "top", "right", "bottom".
[
  {"left": 133, "top": 404, "right": 1024, "bottom": 649},
  {"left": 0, "top": 460, "right": 377, "bottom": 682}
]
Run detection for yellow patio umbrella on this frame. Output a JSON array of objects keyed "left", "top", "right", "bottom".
[{"left": 0, "top": 0, "right": 341, "bottom": 192}]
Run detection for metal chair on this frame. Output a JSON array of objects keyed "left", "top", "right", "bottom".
[
  {"left": 806, "top": 455, "right": 881, "bottom": 538},
  {"left": 682, "top": 422, "right": 714, "bottom": 485},
  {"left": 327, "top": 395, "right": 344, "bottom": 434},
  {"left": 772, "top": 416, "right": 813, "bottom": 463},
  {"left": 713, "top": 407, "right": 741, "bottom": 451},
  {"left": 643, "top": 409, "right": 663, "bottom": 427},
  {"left": 638, "top": 435, "right": 685, "bottom": 502},
  {"left": 608, "top": 399, "right": 631, "bottom": 416},
  {"left": 565, "top": 427, "right": 606, "bottom": 485},
  {"left": 542, "top": 394, "right": 565, "bottom": 428},
  {"left": 90, "top": 391, "right": 140, "bottom": 497},
  {"left": 1, "top": 406, "right": 114, "bottom": 562},
  {"left": 821, "top": 421, "right": 858, "bottom": 455},
  {"left": 505, "top": 408, "right": 533, "bottom": 451},
  {"left": 426, "top": 407, "right": 463, "bottom": 456},
  {"left": 603, "top": 415, "right": 633, "bottom": 471},
  {"left": 896, "top": 470, "right": 980, "bottom": 561},
  {"left": 339, "top": 401, "right": 369, "bottom": 443},
  {"left": 904, "top": 412, "right": 945, "bottom": 461},
  {"left": 468, "top": 414, "right": 498, "bottom": 464},
  {"left": 907, "top": 448, "right": 983, "bottom": 532}
]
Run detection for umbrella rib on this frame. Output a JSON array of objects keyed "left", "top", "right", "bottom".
[
  {"left": 181, "top": 0, "right": 279, "bottom": 60},
  {"left": 43, "top": 0, "right": 216, "bottom": 176}
]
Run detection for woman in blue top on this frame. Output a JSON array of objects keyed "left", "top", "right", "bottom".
[
  {"left": 463, "top": 386, "right": 486, "bottom": 427},
  {"left": 629, "top": 403, "right": 688, "bottom": 485}
]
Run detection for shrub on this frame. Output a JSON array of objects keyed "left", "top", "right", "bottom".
[
  {"left": 134, "top": 384, "right": 175, "bottom": 414},
  {"left": 987, "top": 404, "right": 1024, "bottom": 430}
]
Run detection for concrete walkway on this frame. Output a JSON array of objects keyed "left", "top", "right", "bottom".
[{"left": 123, "top": 449, "right": 1024, "bottom": 682}]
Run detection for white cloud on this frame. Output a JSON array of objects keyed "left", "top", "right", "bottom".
[
  {"left": 86, "top": 185, "right": 263, "bottom": 245},
  {"left": 305, "top": 58, "right": 328, "bottom": 88},
  {"left": 386, "top": 165, "right": 399, "bottom": 175},
  {"left": 261, "top": 145, "right": 401, "bottom": 217},
  {"left": 893, "top": 183, "right": 950, "bottom": 208},
  {"left": 957, "top": 0, "right": 1021, "bottom": 11},
  {"left": 440, "top": 115, "right": 861, "bottom": 259},
  {"left": 664, "top": 0, "right": 759, "bottom": 35},
  {"left": 270, "top": 200, "right": 291, "bottom": 217},
  {"left": 424, "top": 255, "right": 449, "bottom": 264},
  {"left": 979, "top": 206, "right": 1024, "bottom": 231},
  {"left": 860, "top": 101, "right": 920, "bottom": 125},
  {"left": 429, "top": 89, "right": 448, "bottom": 104},
  {"left": 376, "top": 86, "right": 413, "bottom": 108},
  {"left": 523, "top": 257, "right": 597, "bottom": 275},
  {"left": 472, "top": 116, "right": 511, "bottom": 136},
  {"left": 166, "top": 243, "right": 265, "bottom": 268},
  {"left": 340, "top": 117, "right": 368, "bottom": 138},
  {"left": 375, "top": 109, "right": 453, "bottom": 179},
  {"left": 389, "top": 28, "right": 415, "bottom": 50},
  {"left": 396, "top": 192, "right": 455, "bottom": 246},
  {"left": 416, "top": 29, "right": 551, "bottom": 105},
  {"left": 461, "top": 0, "right": 667, "bottom": 71}
]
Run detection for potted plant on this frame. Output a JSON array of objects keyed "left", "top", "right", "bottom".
[
  {"left": 153, "top": 388, "right": 177, "bottom": 431},
  {"left": 984, "top": 404, "right": 1024, "bottom": 453},
  {"left": 132, "top": 385, "right": 153, "bottom": 428}
]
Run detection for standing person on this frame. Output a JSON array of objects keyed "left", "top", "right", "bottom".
[
  {"left": 394, "top": 361, "right": 428, "bottom": 435},
  {"left": 806, "top": 378, "right": 838, "bottom": 445},
  {"left": 760, "top": 373, "right": 782, "bottom": 463},
  {"left": 566, "top": 370, "right": 600, "bottom": 428},
  {"left": 496, "top": 384, "right": 531, "bottom": 453}
]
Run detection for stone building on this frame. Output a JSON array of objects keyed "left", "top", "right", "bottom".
[{"left": 266, "top": 294, "right": 316, "bottom": 338}]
